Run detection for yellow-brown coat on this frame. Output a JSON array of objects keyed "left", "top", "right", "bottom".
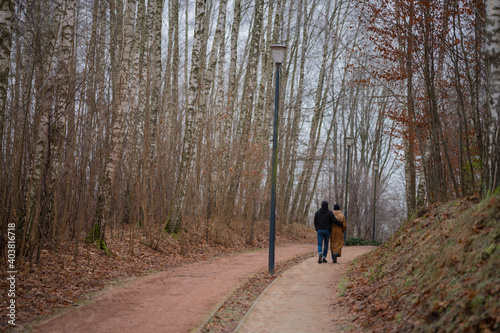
[{"left": 330, "top": 210, "right": 347, "bottom": 256}]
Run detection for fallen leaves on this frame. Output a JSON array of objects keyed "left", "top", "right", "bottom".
[
  {"left": 0, "top": 222, "right": 316, "bottom": 332},
  {"left": 335, "top": 195, "right": 500, "bottom": 333}
]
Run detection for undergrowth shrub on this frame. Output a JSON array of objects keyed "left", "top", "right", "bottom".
[{"left": 346, "top": 237, "right": 381, "bottom": 246}]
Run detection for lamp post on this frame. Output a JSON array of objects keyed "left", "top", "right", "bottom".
[
  {"left": 372, "top": 164, "right": 379, "bottom": 241},
  {"left": 269, "top": 44, "right": 286, "bottom": 275},
  {"left": 344, "top": 136, "right": 353, "bottom": 245}
]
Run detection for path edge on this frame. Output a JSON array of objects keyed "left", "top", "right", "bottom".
[
  {"left": 231, "top": 274, "right": 283, "bottom": 333},
  {"left": 194, "top": 249, "right": 314, "bottom": 333}
]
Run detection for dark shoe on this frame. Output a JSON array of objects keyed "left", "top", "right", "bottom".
[
  {"left": 323, "top": 258, "right": 327, "bottom": 263},
  {"left": 318, "top": 254, "right": 323, "bottom": 263},
  {"left": 332, "top": 253, "right": 337, "bottom": 263}
]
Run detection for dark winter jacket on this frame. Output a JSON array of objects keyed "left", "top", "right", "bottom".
[{"left": 314, "top": 201, "right": 342, "bottom": 231}]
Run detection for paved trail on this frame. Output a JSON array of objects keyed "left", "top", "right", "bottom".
[
  {"left": 237, "top": 246, "right": 374, "bottom": 333},
  {"left": 34, "top": 244, "right": 312, "bottom": 333}
]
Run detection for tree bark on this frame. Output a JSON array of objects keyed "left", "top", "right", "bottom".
[
  {"left": 486, "top": 0, "right": 500, "bottom": 191},
  {"left": 226, "top": 0, "right": 264, "bottom": 217},
  {"left": 0, "top": 0, "right": 14, "bottom": 157},
  {"left": 168, "top": 0, "right": 207, "bottom": 231},
  {"left": 106, "top": 0, "right": 137, "bottom": 183}
]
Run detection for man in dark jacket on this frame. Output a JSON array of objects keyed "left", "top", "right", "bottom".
[{"left": 314, "top": 201, "right": 342, "bottom": 263}]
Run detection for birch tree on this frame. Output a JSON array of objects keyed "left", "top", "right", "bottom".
[
  {"left": 218, "top": 0, "right": 241, "bottom": 212},
  {"left": 28, "top": 0, "right": 71, "bottom": 262},
  {"left": 168, "top": 0, "right": 208, "bottom": 232},
  {"left": 0, "top": 0, "right": 14, "bottom": 257},
  {"left": 106, "top": 0, "right": 137, "bottom": 183},
  {"left": 54, "top": 0, "right": 76, "bottom": 246},
  {"left": 149, "top": 0, "right": 163, "bottom": 153},
  {"left": 205, "top": 0, "right": 228, "bottom": 221},
  {"left": 486, "top": 0, "right": 500, "bottom": 191},
  {"left": 278, "top": 0, "right": 302, "bottom": 225},
  {"left": 0, "top": 0, "right": 14, "bottom": 156},
  {"left": 292, "top": 0, "right": 328, "bottom": 222},
  {"left": 226, "top": 0, "right": 264, "bottom": 216}
]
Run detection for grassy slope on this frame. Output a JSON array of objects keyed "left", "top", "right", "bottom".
[{"left": 339, "top": 193, "right": 500, "bottom": 332}]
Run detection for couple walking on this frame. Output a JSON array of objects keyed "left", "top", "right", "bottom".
[{"left": 314, "top": 201, "right": 347, "bottom": 264}]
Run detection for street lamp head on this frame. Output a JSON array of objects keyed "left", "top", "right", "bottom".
[
  {"left": 373, "top": 164, "right": 379, "bottom": 172},
  {"left": 270, "top": 44, "right": 287, "bottom": 64},
  {"left": 345, "top": 136, "right": 354, "bottom": 146}
]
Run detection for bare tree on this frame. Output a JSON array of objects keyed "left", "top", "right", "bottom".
[
  {"left": 486, "top": 0, "right": 500, "bottom": 191},
  {"left": 0, "top": 0, "right": 14, "bottom": 156},
  {"left": 168, "top": 0, "right": 208, "bottom": 232},
  {"left": 3, "top": 0, "right": 494, "bottom": 262}
]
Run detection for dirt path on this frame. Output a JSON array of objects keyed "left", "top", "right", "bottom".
[
  {"left": 33, "top": 244, "right": 312, "bottom": 333},
  {"left": 236, "top": 246, "right": 374, "bottom": 333}
]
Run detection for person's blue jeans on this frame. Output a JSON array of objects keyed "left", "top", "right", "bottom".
[{"left": 317, "top": 229, "right": 330, "bottom": 258}]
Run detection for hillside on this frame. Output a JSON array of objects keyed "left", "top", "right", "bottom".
[{"left": 338, "top": 193, "right": 500, "bottom": 332}]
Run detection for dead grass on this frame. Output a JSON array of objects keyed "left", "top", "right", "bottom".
[{"left": 338, "top": 193, "right": 500, "bottom": 332}]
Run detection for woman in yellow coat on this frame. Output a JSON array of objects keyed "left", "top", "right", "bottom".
[{"left": 330, "top": 204, "right": 347, "bottom": 263}]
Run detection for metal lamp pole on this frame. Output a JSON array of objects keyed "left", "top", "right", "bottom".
[
  {"left": 344, "top": 137, "right": 353, "bottom": 245},
  {"left": 372, "top": 164, "right": 379, "bottom": 241},
  {"left": 269, "top": 45, "right": 286, "bottom": 275}
]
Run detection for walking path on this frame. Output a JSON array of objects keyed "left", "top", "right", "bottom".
[
  {"left": 33, "top": 244, "right": 312, "bottom": 333},
  {"left": 237, "top": 246, "right": 374, "bottom": 333},
  {"left": 33, "top": 244, "right": 373, "bottom": 333}
]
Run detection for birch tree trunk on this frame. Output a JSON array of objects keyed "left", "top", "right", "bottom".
[
  {"left": 102, "top": 0, "right": 137, "bottom": 244},
  {"left": 239, "top": 0, "right": 275, "bottom": 236},
  {"left": 134, "top": 0, "right": 146, "bottom": 134},
  {"left": 30, "top": 0, "right": 65, "bottom": 263},
  {"left": 214, "top": 33, "right": 227, "bottom": 220},
  {"left": 280, "top": 0, "right": 301, "bottom": 224},
  {"left": 467, "top": 5, "right": 488, "bottom": 193},
  {"left": 421, "top": 4, "right": 446, "bottom": 202},
  {"left": 288, "top": 0, "right": 310, "bottom": 222},
  {"left": 219, "top": 0, "right": 241, "bottom": 211},
  {"left": 106, "top": 0, "right": 137, "bottom": 183},
  {"left": 0, "top": 0, "right": 14, "bottom": 156},
  {"left": 486, "top": 0, "right": 500, "bottom": 191},
  {"left": 165, "top": 0, "right": 180, "bottom": 180},
  {"left": 167, "top": 0, "right": 207, "bottom": 232},
  {"left": 150, "top": 0, "right": 163, "bottom": 154},
  {"left": 73, "top": 0, "right": 108, "bottom": 258},
  {"left": 55, "top": 0, "right": 76, "bottom": 245},
  {"left": 204, "top": 0, "right": 228, "bottom": 108},
  {"left": 171, "top": 0, "right": 180, "bottom": 127},
  {"left": 294, "top": 0, "right": 333, "bottom": 221},
  {"left": 398, "top": 3, "right": 417, "bottom": 214},
  {"left": 206, "top": 0, "right": 228, "bottom": 220},
  {"left": 133, "top": 0, "right": 149, "bottom": 241},
  {"left": 250, "top": 0, "right": 275, "bottom": 224},
  {"left": 163, "top": 0, "right": 174, "bottom": 112},
  {"left": 227, "top": 0, "right": 264, "bottom": 218},
  {"left": 0, "top": 0, "right": 14, "bottom": 258}
]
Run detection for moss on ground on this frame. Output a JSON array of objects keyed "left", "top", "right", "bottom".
[{"left": 85, "top": 224, "right": 111, "bottom": 255}]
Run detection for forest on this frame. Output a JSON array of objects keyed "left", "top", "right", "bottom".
[{"left": 0, "top": 0, "right": 499, "bottom": 265}]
